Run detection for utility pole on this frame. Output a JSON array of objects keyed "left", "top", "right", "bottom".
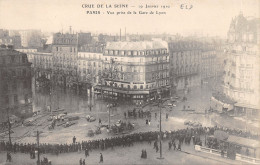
[
  {"left": 6, "top": 108, "right": 12, "bottom": 147},
  {"left": 36, "top": 130, "right": 40, "bottom": 164},
  {"left": 110, "top": 59, "right": 114, "bottom": 101},
  {"left": 107, "top": 104, "right": 111, "bottom": 128},
  {"left": 157, "top": 90, "right": 164, "bottom": 160}
]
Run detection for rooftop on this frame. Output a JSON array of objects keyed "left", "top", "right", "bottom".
[
  {"left": 105, "top": 41, "right": 168, "bottom": 50},
  {"left": 0, "top": 48, "right": 25, "bottom": 56}
]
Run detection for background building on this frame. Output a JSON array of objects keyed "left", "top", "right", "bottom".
[
  {"left": 78, "top": 49, "right": 103, "bottom": 91},
  {"left": 168, "top": 40, "right": 202, "bottom": 94},
  {"left": 95, "top": 41, "right": 170, "bottom": 103},
  {"left": 52, "top": 32, "right": 93, "bottom": 88},
  {"left": 0, "top": 46, "right": 32, "bottom": 122},
  {"left": 19, "top": 30, "right": 43, "bottom": 48},
  {"left": 213, "top": 12, "right": 260, "bottom": 119},
  {"left": 0, "top": 29, "right": 21, "bottom": 49}
]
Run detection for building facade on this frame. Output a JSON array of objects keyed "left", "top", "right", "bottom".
[
  {"left": 201, "top": 41, "right": 217, "bottom": 81},
  {"left": 78, "top": 51, "right": 103, "bottom": 89},
  {"left": 95, "top": 41, "right": 170, "bottom": 103},
  {"left": 0, "top": 29, "right": 21, "bottom": 49},
  {"left": 220, "top": 13, "right": 260, "bottom": 118},
  {"left": 52, "top": 33, "right": 78, "bottom": 87},
  {"left": 52, "top": 32, "right": 92, "bottom": 88},
  {"left": 168, "top": 41, "right": 202, "bottom": 94},
  {"left": 0, "top": 46, "right": 32, "bottom": 122},
  {"left": 19, "top": 30, "right": 42, "bottom": 48},
  {"left": 17, "top": 48, "right": 53, "bottom": 80}
]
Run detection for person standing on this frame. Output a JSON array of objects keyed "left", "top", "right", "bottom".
[
  {"left": 178, "top": 143, "right": 181, "bottom": 151},
  {"left": 144, "top": 149, "right": 147, "bottom": 159},
  {"left": 173, "top": 141, "right": 176, "bottom": 150},
  {"left": 83, "top": 159, "right": 85, "bottom": 165},
  {"left": 73, "top": 136, "right": 76, "bottom": 144},
  {"left": 168, "top": 141, "right": 172, "bottom": 150},
  {"left": 79, "top": 158, "right": 82, "bottom": 165},
  {"left": 85, "top": 148, "right": 89, "bottom": 157},
  {"left": 153, "top": 140, "right": 158, "bottom": 149},
  {"left": 99, "top": 153, "right": 103, "bottom": 163},
  {"left": 156, "top": 145, "right": 159, "bottom": 153}
]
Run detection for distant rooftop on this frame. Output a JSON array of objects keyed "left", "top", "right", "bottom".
[
  {"left": 0, "top": 48, "right": 25, "bottom": 56},
  {"left": 105, "top": 41, "right": 168, "bottom": 50}
]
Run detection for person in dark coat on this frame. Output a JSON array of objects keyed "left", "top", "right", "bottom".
[
  {"left": 99, "top": 153, "right": 103, "bottom": 163},
  {"left": 156, "top": 145, "right": 159, "bottom": 153},
  {"left": 178, "top": 143, "right": 181, "bottom": 151},
  {"left": 83, "top": 159, "right": 85, "bottom": 165},
  {"left": 168, "top": 141, "right": 172, "bottom": 150},
  {"left": 85, "top": 148, "right": 89, "bottom": 157},
  {"left": 153, "top": 140, "right": 158, "bottom": 149},
  {"left": 144, "top": 149, "right": 147, "bottom": 159},
  {"left": 79, "top": 158, "right": 82, "bottom": 165},
  {"left": 73, "top": 136, "right": 76, "bottom": 144},
  {"left": 173, "top": 141, "right": 176, "bottom": 150}
]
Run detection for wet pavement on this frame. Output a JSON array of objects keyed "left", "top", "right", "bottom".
[{"left": 0, "top": 83, "right": 259, "bottom": 145}]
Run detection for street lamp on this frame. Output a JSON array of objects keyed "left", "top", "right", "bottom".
[
  {"left": 107, "top": 103, "right": 111, "bottom": 128},
  {"left": 157, "top": 90, "right": 164, "bottom": 159}
]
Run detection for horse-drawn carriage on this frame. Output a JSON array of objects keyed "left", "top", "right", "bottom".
[
  {"left": 110, "top": 120, "right": 134, "bottom": 135},
  {"left": 127, "top": 108, "right": 151, "bottom": 118}
]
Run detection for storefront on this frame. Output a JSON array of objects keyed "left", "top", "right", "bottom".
[{"left": 210, "top": 93, "right": 236, "bottom": 114}]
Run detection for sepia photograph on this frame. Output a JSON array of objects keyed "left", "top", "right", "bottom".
[{"left": 0, "top": 0, "right": 259, "bottom": 164}]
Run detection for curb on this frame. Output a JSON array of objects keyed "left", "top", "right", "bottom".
[{"left": 180, "top": 150, "right": 239, "bottom": 165}]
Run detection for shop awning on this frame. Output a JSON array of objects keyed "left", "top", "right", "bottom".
[
  {"left": 234, "top": 103, "right": 260, "bottom": 111},
  {"left": 211, "top": 93, "right": 236, "bottom": 111}
]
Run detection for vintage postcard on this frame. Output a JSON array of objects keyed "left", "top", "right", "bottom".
[{"left": 0, "top": 0, "right": 259, "bottom": 164}]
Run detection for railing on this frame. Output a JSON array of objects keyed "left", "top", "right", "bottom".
[{"left": 195, "top": 145, "right": 260, "bottom": 164}]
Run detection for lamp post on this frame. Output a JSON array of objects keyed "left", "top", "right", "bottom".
[
  {"left": 110, "top": 59, "right": 115, "bottom": 101},
  {"left": 107, "top": 103, "right": 111, "bottom": 128},
  {"left": 157, "top": 90, "right": 164, "bottom": 159},
  {"left": 6, "top": 108, "right": 12, "bottom": 148}
]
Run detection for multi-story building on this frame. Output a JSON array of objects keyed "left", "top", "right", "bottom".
[
  {"left": 213, "top": 13, "right": 260, "bottom": 118},
  {"left": 0, "top": 36, "right": 21, "bottom": 49},
  {"left": 0, "top": 29, "right": 22, "bottom": 49},
  {"left": 168, "top": 40, "right": 202, "bottom": 94},
  {"left": 52, "top": 33, "right": 79, "bottom": 87},
  {"left": 94, "top": 41, "right": 170, "bottom": 103},
  {"left": 52, "top": 32, "right": 92, "bottom": 87},
  {"left": 77, "top": 51, "right": 103, "bottom": 90},
  {"left": 201, "top": 41, "right": 217, "bottom": 81},
  {"left": 19, "top": 30, "right": 42, "bottom": 48},
  {"left": 0, "top": 46, "right": 32, "bottom": 122},
  {"left": 17, "top": 47, "right": 53, "bottom": 80}
]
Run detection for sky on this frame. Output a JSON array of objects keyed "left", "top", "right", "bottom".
[{"left": 0, "top": 0, "right": 259, "bottom": 37}]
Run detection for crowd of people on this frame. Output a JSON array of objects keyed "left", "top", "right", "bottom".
[{"left": 0, "top": 126, "right": 258, "bottom": 161}]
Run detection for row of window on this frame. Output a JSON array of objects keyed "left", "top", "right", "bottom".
[
  {"left": 104, "top": 79, "right": 169, "bottom": 90},
  {"left": 3, "top": 94, "right": 30, "bottom": 105},
  {"left": 2, "top": 81, "right": 30, "bottom": 92},
  {"left": 0, "top": 55, "right": 27, "bottom": 65},
  {"left": 55, "top": 47, "right": 77, "bottom": 52},
  {"left": 105, "top": 49, "right": 167, "bottom": 56},
  {"left": 78, "top": 53, "right": 102, "bottom": 59},
  {"left": 1, "top": 68, "right": 29, "bottom": 78}
]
